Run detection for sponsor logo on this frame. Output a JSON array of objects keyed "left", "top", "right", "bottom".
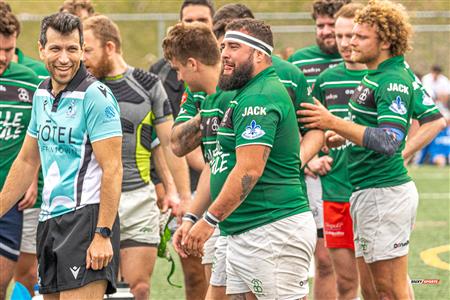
[
  {"left": 325, "top": 93, "right": 338, "bottom": 101},
  {"left": 357, "top": 87, "right": 370, "bottom": 104},
  {"left": 211, "top": 141, "right": 230, "bottom": 175},
  {"left": 242, "top": 120, "right": 265, "bottom": 140},
  {"left": 241, "top": 106, "right": 266, "bottom": 117},
  {"left": 37, "top": 122, "right": 76, "bottom": 145},
  {"left": 18, "top": 87, "right": 30, "bottom": 102},
  {"left": 69, "top": 266, "right": 80, "bottom": 279},
  {"left": 43, "top": 99, "right": 48, "bottom": 110},
  {"left": 389, "top": 96, "right": 407, "bottom": 115},
  {"left": 0, "top": 111, "right": 24, "bottom": 140},
  {"left": 0, "top": 85, "right": 6, "bottom": 92},
  {"left": 97, "top": 84, "right": 107, "bottom": 97},
  {"left": 104, "top": 106, "right": 116, "bottom": 119},
  {"left": 345, "top": 89, "right": 355, "bottom": 95},
  {"left": 358, "top": 237, "right": 370, "bottom": 252},
  {"left": 387, "top": 83, "right": 409, "bottom": 95},
  {"left": 251, "top": 279, "right": 264, "bottom": 295},
  {"left": 302, "top": 67, "right": 321, "bottom": 75},
  {"left": 393, "top": 240, "right": 409, "bottom": 249},
  {"left": 66, "top": 99, "right": 76, "bottom": 118},
  {"left": 299, "top": 279, "right": 308, "bottom": 287},
  {"left": 328, "top": 63, "right": 339, "bottom": 69},
  {"left": 180, "top": 92, "right": 188, "bottom": 105}
]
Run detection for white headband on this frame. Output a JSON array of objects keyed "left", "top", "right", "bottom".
[{"left": 223, "top": 30, "right": 273, "bottom": 57}]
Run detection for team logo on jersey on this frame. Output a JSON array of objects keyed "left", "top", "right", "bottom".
[
  {"left": 357, "top": 87, "right": 370, "bottom": 104},
  {"left": 17, "top": 88, "right": 30, "bottom": 102},
  {"left": 422, "top": 93, "right": 435, "bottom": 106},
  {"left": 66, "top": 99, "right": 76, "bottom": 118},
  {"left": 242, "top": 120, "right": 265, "bottom": 140},
  {"left": 358, "top": 237, "right": 370, "bottom": 252},
  {"left": 389, "top": 96, "right": 407, "bottom": 115},
  {"left": 69, "top": 266, "right": 80, "bottom": 279},
  {"left": 104, "top": 106, "right": 116, "bottom": 119},
  {"left": 97, "top": 84, "right": 107, "bottom": 97}
]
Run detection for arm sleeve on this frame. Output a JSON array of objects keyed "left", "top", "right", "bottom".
[
  {"left": 296, "top": 71, "right": 314, "bottom": 136},
  {"left": 412, "top": 85, "right": 443, "bottom": 125},
  {"left": 27, "top": 93, "right": 39, "bottom": 138},
  {"left": 149, "top": 80, "right": 173, "bottom": 125},
  {"left": 84, "top": 82, "right": 123, "bottom": 143},
  {"left": 233, "top": 95, "right": 281, "bottom": 148},
  {"left": 174, "top": 87, "right": 204, "bottom": 124}
]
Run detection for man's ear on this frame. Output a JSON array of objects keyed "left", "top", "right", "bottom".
[
  {"left": 38, "top": 41, "right": 45, "bottom": 61},
  {"left": 105, "top": 41, "right": 116, "bottom": 57},
  {"left": 187, "top": 57, "right": 198, "bottom": 71},
  {"left": 380, "top": 40, "right": 391, "bottom": 52},
  {"left": 254, "top": 50, "right": 266, "bottom": 64}
]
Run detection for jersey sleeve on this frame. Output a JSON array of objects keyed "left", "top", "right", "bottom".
[
  {"left": 149, "top": 80, "right": 173, "bottom": 125},
  {"left": 294, "top": 72, "right": 315, "bottom": 135},
  {"left": 84, "top": 82, "right": 123, "bottom": 143},
  {"left": 233, "top": 95, "right": 281, "bottom": 148},
  {"left": 27, "top": 93, "right": 39, "bottom": 138},
  {"left": 174, "top": 87, "right": 204, "bottom": 124},
  {"left": 412, "top": 85, "right": 443, "bottom": 124},
  {"left": 375, "top": 81, "right": 412, "bottom": 132}
]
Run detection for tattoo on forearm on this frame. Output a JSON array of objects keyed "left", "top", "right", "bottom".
[
  {"left": 178, "top": 120, "right": 201, "bottom": 151},
  {"left": 240, "top": 174, "right": 258, "bottom": 202}
]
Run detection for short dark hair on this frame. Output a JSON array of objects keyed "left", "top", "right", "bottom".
[
  {"left": 225, "top": 18, "right": 273, "bottom": 48},
  {"left": 213, "top": 4, "right": 254, "bottom": 25},
  {"left": 40, "top": 13, "right": 83, "bottom": 47},
  {"left": 180, "top": 0, "right": 215, "bottom": 20},
  {"left": 431, "top": 65, "right": 442, "bottom": 73},
  {"left": 312, "top": 0, "right": 352, "bottom": 20},
  {"left": 163, "top": 22, "right": 220, "bottom": 66},
  {"left": 0, "top": 10, "right": 20, "bottom": 37}
]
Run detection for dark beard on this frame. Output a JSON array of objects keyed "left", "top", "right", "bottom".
[
  {"left": 219, "top": 56, "right": 254, "bottom": 91},
  {"left": 89, "top": 50, "right": 113, "bottom": 79},
  {"left": 316, "top": 37, "right": 338, "bottom": 55}
]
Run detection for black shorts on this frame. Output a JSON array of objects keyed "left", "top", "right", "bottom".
[
  {"left": 0, "top": 203, "right": 23, "bottom": 261},
  {"left": 36, "top": 204, "right": 120, "bottom": 294}
]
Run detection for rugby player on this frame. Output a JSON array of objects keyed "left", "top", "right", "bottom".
[
  {"left": 299, "top": 1, "right": 421, "bottom": 298},
  {"left": 151, "top": 1, "right": 216, "bottom": 298},
  {"left": 59, "top": 0, "right": 95, "bottom": 20},
  {"left": 289, "top": 1, "right": 351, "bottom": 298},
  {"left": 1, "top": 12, "right": 123, "bottom": 298},
  {"left": 177, "top": 18, "right": 316, "bottom": 299},
  {"left": 0, "top": 10, "right": 41, "bottom": 300},
  {"left": 82, "top": 15, "right": 190, "bottom": 300}
]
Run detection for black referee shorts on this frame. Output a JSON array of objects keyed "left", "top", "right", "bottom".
[
  {"left": 36, "top": 204, "right": 120, "bottom": 294},
  {"left": 0, "top": 203, "right": 23, "bottom": 261}
]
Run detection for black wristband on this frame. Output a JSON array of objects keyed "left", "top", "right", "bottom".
[
  {"left": 182, "top": 213, "right": 199, "bottom": 224},
  {"left": 203, "top": 211, "right": 220, "bottom": 227}
]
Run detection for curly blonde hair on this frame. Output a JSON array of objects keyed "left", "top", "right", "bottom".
[{"left": 355, "top": 0, "right": 412, "bottom": 56}]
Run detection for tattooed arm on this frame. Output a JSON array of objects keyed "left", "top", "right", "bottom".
[
  {"left": 170, "top": 114, "right": 202, "bottom": 157},
  {"left": 207, "top": 145, "right": 270, "bottom": 221}
]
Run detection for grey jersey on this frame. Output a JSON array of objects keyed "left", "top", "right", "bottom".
[{"left": 104, "top": 67, "right": 172, "bottom": 191}]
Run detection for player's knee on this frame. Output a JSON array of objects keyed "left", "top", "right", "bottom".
[
  {"left": 315, "top": 254, "right": 334, "bottom": 277},
  {"left": 336, "top": 275, "right": 358, "bottom": 297},
  {"left": 130, "top": 281, "right": 150, "bottom": 300}
]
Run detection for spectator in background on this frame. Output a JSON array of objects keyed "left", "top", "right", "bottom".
[
  {"left": 422, "top": 65, "right": 450, "bottom": 108},
  {"left": 60, "top": 0, "right": 95, "bottom": 19}
]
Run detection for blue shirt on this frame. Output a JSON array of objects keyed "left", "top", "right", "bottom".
[{"left": 27, "top": 64, "right": 122, "bottom": 221}]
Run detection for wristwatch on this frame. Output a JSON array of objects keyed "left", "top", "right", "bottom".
[{"left": 95, "top": 227, "right": 112, "bottom": 238}]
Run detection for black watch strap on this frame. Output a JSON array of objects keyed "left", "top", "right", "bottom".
[{"left": 95, "top": 227, "right": 112, "bottom": 238}]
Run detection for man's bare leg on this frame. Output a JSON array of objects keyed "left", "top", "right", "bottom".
[
  {"left": 180, "top": 255, "right": 207, "bottom": 300},
  {"left": 204, "top": 263, "right": 212, "bottom": 283},
  {"left": 14, "top": 252, "right": 38, "bottom": 295},
  {"left": 120, "top": 246, "right": 157, "bottom": 300},
  {"left": 357, "top": 257, "right": 378, "bottom": 300},
  {"left": 0, "top": 256, "right": 15, "bottom": 300},
  {"left": 369, "top": 255, "right": 409, "bottom": 300},
  {"left": 206, "top": 285, "right": 226, "bottom": 300},
  {"left": 43, "top": 293, "right": 60, "bottom": 300},
  {"left": 328, "top": 248, "right": 359, "bottom": 299},
  {"left": 313, "top": 238, "right": 336, "bottom": 300},
  {"left": 59, "top": 280, "right": 107, "bottom": 300}
]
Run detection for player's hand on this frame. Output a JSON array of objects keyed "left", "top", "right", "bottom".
[
  {"left": 86, "top": 234, "right": 113, "bottom": 270},
  {"left": 182, "top": 219, "right": 215, "bottom": 257},
  {"left": 18, "top": 181, "right": 38, "bottom": 211},
  {"left": 306, "top": 156, "right": 333, "bottom": 176},
  {"left": 172, "top": 221, "right": 194, "bottom": 258},
  {"left": 325, "top": 130, "right": 346, "bottom": 148},
  {"left": 298, "top": 98, "right": 337, "bottom": 130},
  {"left": 162, "top": 190, "right": 179, "bottom": 214}
]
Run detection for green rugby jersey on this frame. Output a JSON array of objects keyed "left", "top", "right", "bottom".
[
  {"left": 313, "top": 63, "right": 366, "bottom": 202},
  {"left": 16, "top": 48, "right": 48, "bottom": 208},
  {"left": 16, "top": 48, "right": 49, "bottom": 80},
  {"left": 348, "top": 56, "right": 414, "bottom": 191},
  {"left": 288, "top": 45, "right": 342, "bottom": 88},
  {"left": 210, "top": 67, "right": 310, "bottom": 236},
  {"left": 1, "top": 62, "right": 40, "bottom": 190},
  {"left": 104, "top": 67, "right": 173, "bottom": 192}
]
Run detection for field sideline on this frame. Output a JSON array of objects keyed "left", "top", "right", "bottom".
[{"left": 150, "top": 166, "right": 450, "bottom": 300}]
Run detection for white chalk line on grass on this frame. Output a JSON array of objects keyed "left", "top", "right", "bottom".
[{"left": 419, "top": 193, "right": 450, "bottom": 199}]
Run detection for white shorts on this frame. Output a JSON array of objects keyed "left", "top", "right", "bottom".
[
  {"left": 226, "top": 212, "right": 317, "bottom": 299},
  {"left": 350, "top": 181, "right": 419, "bottom": 263},
  {"left": 119, "top": 184, "right": 160, "bottom": 246},
  {"left": 202, "top": 227, "right": 220, "bottom": 265},
  {"left": 210, "top": 235, "right": 227, "bottom": 287},
  {"left": 305, "top": 175, "right": 323, "bottom": 230},
  {"left": 20, "top": 208, "right": 40, "bottom": 254}
]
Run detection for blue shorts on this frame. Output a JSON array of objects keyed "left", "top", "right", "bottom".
[{"left": 0, "top": 203, "right": 23, "bottom": 261}]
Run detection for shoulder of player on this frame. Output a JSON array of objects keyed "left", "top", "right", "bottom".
[
  {"left": 21, "top": 55, "right": 49, "bottom": 77},
  {"left": 1, "top": 62, "right": 40, "bottom": 88},
  {"left": 288, "top": 45, "right": 318, "bottom": 61},
  {"left": 373, "top": 71, "right": 414, "bottom": 96},
  {"left": 130, "top": 67, "right": 161, "bottom": 91}
]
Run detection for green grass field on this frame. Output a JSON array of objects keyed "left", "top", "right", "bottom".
[{"left": 150, "top": 166, "right": 450, "bottom": 300}]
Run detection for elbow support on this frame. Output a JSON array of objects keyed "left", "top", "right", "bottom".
[{"left": 363, "top": 127, "right": 405, "bottom": 156}]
